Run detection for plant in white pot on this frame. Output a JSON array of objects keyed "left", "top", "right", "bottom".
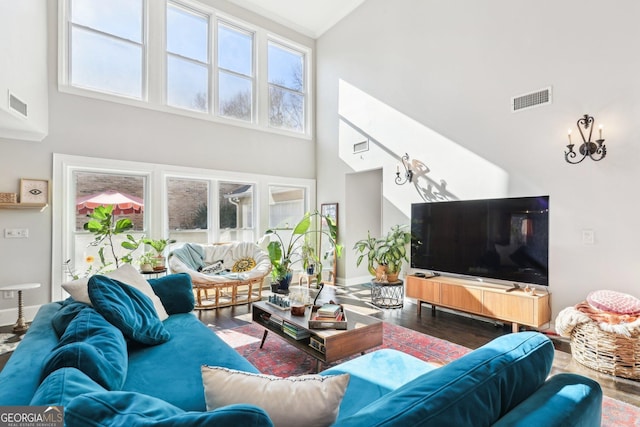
[
  {"left": 142, "top": 238, "right": 176, "bottom": 271},
  {"left": 264, "top": 210, "right": 341, "bottom": 293}
]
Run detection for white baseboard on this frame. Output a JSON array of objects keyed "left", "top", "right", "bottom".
[
  {"left": 0, "top": 304, "right": 42, "bottom": 328},
  {"left": 343, "top": 275, "right": 373, "bottom": 286}
]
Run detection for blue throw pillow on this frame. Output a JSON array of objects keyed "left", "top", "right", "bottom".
[
  {"left": 66, "top": 391, "right": 274, "bottom": 427},
  {"left": 147, "top": 273, "right": 194, "bottom": 315},
  {"left": 41, "top": 308, "right": 128, "bottom": 390},
  {"left": 31, "top": 368, "right": 106, "bottom": 407},
  {"left": 88, "top": 275, "right": 170, "bottom": 346}
]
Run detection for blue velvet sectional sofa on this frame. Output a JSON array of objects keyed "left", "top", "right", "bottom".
[{"left": 0, "top": 273, "right": 602, "bottom": 426}]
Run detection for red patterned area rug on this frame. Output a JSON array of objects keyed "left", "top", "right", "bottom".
[{"left": 213, "top": 322, "right": 640, "bottom": 426}]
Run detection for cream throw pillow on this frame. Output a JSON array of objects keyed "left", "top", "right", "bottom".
[
  {"left": 201, "top": 366, "right": 349, "bottom": 427},
  {"left": 62, "top": 264, "right": 169, "bottom": 321}
]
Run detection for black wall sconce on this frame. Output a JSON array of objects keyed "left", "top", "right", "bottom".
[
  {"left": 565, "top": 114, "right": 607, "bottom": 164},
  {"left": 395, "top": 153, "right": 414, "bottom": 185}
]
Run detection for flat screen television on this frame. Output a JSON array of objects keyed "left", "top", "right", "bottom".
[{"left": 411, "top": 196, "right": 549, "bottom": 286}]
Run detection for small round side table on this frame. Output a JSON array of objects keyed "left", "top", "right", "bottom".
[
  {"left": 0, "top": 282, "right": 41, "bottom": 333},
  {"left": 140, "top": 268, "right": 168, "bottom": 279},
  {"left": 370, "top": 280, "right": 404, "bottom": 309}
]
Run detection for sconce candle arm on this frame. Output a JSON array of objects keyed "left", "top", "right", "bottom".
[
  {"left": 564, "top": 114, "right": 607, "bottom": 164},
  {"left": 395, "top": 153, "right": 414, "bottom": 185}
]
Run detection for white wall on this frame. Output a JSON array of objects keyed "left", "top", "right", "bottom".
[
  {"left": 316, "top": 0, "right": 640, "bottom": 320},
  {"left": 0, "top": 0, "right": 48, "bottom": 140},
  {"left": 0, "top": 0, "right": 315, "bottom": 319}
]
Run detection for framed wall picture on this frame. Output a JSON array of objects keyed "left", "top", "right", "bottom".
[
  {"left": 321, "top": 203, "right": 338, "bottom": 225},
  {"left": 20, "top": 179, "right": 49, "bottom": 204}
]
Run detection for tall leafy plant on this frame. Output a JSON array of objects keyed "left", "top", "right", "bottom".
[
  {"left": 264, "top": 210, "right": 342, "bottom": 283},
  {"left": 84, "top": 205, "right": 134, "bottom": 270}
]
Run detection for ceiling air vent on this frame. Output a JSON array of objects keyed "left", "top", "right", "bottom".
[
  {"left": 9, "top": 92, "right": 28, "bottom": 118},
  {"left": 511, "top": 87, "right": 552, "bottom": 113},
  {"left": 353, "top": 140, "right": 369, "bottom": 154}
]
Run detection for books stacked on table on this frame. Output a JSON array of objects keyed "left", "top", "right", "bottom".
[
  {"left": 282, "top": 320, "right": 310, "bottom": 340},
  {"left": 314, "top": 304, "right": 344, "bottom": 321},
  {"left": 308, "top": 303, "right": 348, "bottom": 329}
]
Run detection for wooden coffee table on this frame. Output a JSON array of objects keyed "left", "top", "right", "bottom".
[{"left": 252, "top": 300, "right": 383, "bottom": 372}]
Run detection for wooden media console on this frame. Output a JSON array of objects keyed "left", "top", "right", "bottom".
[{"left": 405, "top": 275, "right": 551, "bottom": 333}]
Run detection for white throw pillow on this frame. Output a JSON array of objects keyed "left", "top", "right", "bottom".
[
  {"left": 201, "top": 366, "right": 349, "bottom": 427},
  {"left": 62, "top": 264, "right": 169, "bottom": 320}
]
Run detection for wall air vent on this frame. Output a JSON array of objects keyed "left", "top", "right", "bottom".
[
  {"left": 511, "top": 87, "right": 552, "bottom": 112},
  {"left": 8, "top": 92, "right": 28, "bottom": 118},
  {"left": 353, "top": 140, "right": 369, "bottom": 154}
]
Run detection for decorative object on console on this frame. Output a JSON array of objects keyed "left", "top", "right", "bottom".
[
  {"left": 0, "top": 192, "right": 17, "bottom": 203},
  {"left": 395, "top": 152, "right": 414, "bottom": 185},
  {"left": 19, "top": 178, "right": 49, "bottom": 204},
  {"left": 565, "top": 114, "right": 607, "bottom": 164}
]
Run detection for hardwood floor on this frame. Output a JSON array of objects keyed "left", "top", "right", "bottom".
[{"left": 2, "top": 282, "right": 638, "bottom": 409}]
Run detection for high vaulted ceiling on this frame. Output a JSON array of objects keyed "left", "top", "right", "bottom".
[{"left": 226, "top": 0, "right": 366, "bottom": 38}]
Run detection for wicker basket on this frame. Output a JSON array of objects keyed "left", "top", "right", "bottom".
[
  {"left": 0, "top": 192, "right": 17, "bottom": 203},
  {"left": 570, "top": 320, "right": 640, "bottom": 379}
]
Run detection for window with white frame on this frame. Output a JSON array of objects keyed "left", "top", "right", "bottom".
[
  {"left": 54, "top": 154, "right": 315, "bottom": 298},
  {"left": 59, "top": 0, "right": 311, "bottom": 137},
  {"left": 219, "top": 182, "right": 254, "bottom": 242},
  {"left": 67, "top": 0, "right": 145, "bottom": 99},
  {"left": 268, "top": 185, "right": 306, "bottom": 228},
  {"left": 167, "top": 177, "right": 209, "bottom": 244},
  {"left": 267, "top": 41, "right": 306, "bottom": 133},
  {"left": 166, "top": 2, "right": 210, "bottom": 112},
  {"left": 217, "top": 21, "right": 254, "bottom": 122},
  {"left": 70, "top": 171, "right": 147, "bottom": 280}
]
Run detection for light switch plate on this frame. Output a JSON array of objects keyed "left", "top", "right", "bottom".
[{"left": 4, "top": 228, "right": 29, "bottom": 238}]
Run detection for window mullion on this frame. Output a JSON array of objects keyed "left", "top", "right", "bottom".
[{"left": 146, "top": 0, "right": 163, "bottom": 104}]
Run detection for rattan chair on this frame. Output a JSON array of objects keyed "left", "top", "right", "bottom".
[{"left": 169, "top": 242, "right": 271, "bottom": 309}]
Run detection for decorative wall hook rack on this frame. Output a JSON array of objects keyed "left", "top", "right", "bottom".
[
  {"left": 395, "top": 153, "right": 414, "bottom": 185},
  {"left": 565, "top": 114, "right": 607, "bottom": 164}
]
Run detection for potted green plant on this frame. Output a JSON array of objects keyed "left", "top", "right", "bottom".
[
  {"left": 84, "top": 205, "right": 134, "bottom": 270},
  {"left": 354, "top": 225, "right": 412, "bottom": 282},
  {"left": 138, "top": 251, "right": 156, "bottom": 272},
  {"left": 264, "top": 211, "right": 342, "bottom": 293},
  {"left": 141, "top": 238, "right": 176, "bottom": 271},
  {"left": 301, "top": 237, "right": 318, "bottom": 275},
  {"left": 376, "top": 225, "right": 412, "bottom": 282},
  {"left": 353, "top": 230, "right": 383, "bottom": 278}
]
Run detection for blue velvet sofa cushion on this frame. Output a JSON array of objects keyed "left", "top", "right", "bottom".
[
  {"left": 335, "top": 332, "right": 554, "bottom": 427},
  {"left": 31, "top": 368, "right": 106, "bottom": 407},
  {"left": 147, "top": 273, "right": 194, "bottom": 315},
  {"left": 88, "top": 275, "right": 170, "bottom": 345},
  {"left": 124, "top": 312, "right": 260, "bottom": 411},
  {"left": 41, "top": 307, "right": 128, "bottom": 391},
  {"left": 65, "top": 391, "right": 273, "bottom": 427},
  {"left": 492, "top": 373, "right": 603, "bottom": 427},
  {"left": 51, "top": 299, "right": 91, "bottom": 338}
]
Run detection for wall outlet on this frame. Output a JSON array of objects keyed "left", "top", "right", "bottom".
[
  {"left": 3, "top": 291, "right": 14, "bottom": 299},
  {"left": 582, "top": 229, "right": 595, "bottom": 245},
  {"left": 4, "top": 228, "right": 29, "bottom": 238}
]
